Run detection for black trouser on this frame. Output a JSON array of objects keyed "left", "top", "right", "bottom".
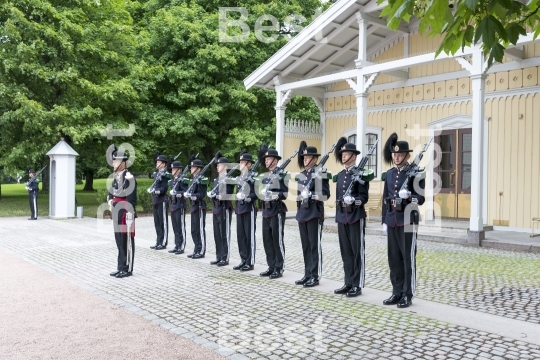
[
  {"left": 213, "top": 209, "right": 232, "bottom": 262},
  {"left": 387, "top": 224, "right": 417, "bottom": 298},
  {"left": 191, "top": 210, "right": 206, "bottom": 255},
  {"left": 114, "top": 207, "right": 134, "bottom": 273},
  {"left": 262, "top": 213, "right": 286, "bottom": 272},
  {"left": 171, "top": 208, "right": 186, "bottom": 251},
  {"left": 298, "top": 217, "right": 323, "bottom": 280},
  {"left": 237, "top": 211, "right": 256, "bottom": 266},
  {"left": 337, "top": 219, "right": 365, "bottom": 288},
  {"left": 29, "top": 192, "right": 38, "bottom": 219},
  {"left": 153, "top": 202, "right": 169, "bottom": 246}
]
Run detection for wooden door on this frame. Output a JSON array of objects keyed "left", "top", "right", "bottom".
[{"left": 433, "top": 128, "right": 472, "bottom": 218}]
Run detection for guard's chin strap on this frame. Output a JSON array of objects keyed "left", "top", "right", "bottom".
[{"left": 395, "top": 155, "right": 408, "bottom": 168}]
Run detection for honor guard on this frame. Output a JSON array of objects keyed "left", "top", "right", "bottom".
[
  {"left": 168, "top": 161, "right": 188, "bottom": 255},
  {"left": 207, "top": 155, "right": 235, "bottom": 266},
  {"left": 107, "top": 146, "right": 137, "bottom": 278},
  {"left": 259, "top": 148, "right": 289, "bottom": 279},
  {"left": 233, "top": 150, "right": 258, "bottom": 272},
  {"left": 332, "top": 138, "right": 370, "bottom": 297},
  {"left": 381, "top": 133, "right": 425, "bottom": 308},
  {"left": 26, "top": 169, "right": 39, "bottom": 220},
  {"left": 184, "top": 159, "right": 209, "bottom": 259},
  {"left": 294, "top": 142, "right": 331, "bottom": 288},
  {"left": 149, "top": 153, "right": 171, "bottom": 250}
]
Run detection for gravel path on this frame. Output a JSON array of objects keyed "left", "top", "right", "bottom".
[{"left": 0, "top": 250, "right": 225, "bottom": 360}]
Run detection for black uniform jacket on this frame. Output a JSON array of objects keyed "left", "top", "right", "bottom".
[
  {"left": 333, "top": 168, "right": 369, "bottom": 225},
  {"left": 188, "top": 178, "right": 208, "bottom": 213},
  {"left": 107, "top": 170, "right": 138, "bottom": 214},
  {"left": 168, "top": 176, "right": 188, "bottom": 212},
  {"left": 260, "top": 171, "right": 289, "bottom": 218},
  {"left": 211, "top": 176, "right": 234, "bottom": 215},
  {"left": 152, "top": 170, "right": 171, "bottom": 205},
  {"left": 295, "top": 168, "right": 331, "bottom": 223},
  {"left": 27, "top": 179, "right": 39, "bottom": 194},
  {"left": 235, "top": 174, "right": 257, "bottom": 215},
  {"left": 382, "top": 166, "right": 425, "bottom": 227}
]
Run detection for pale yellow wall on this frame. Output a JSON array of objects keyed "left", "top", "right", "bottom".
[
  {"left": 484, "top": 93, "right": 540, "bottom": 229},
  {"left": 324, "top": 67, "right": 540, "bottom": 108}
]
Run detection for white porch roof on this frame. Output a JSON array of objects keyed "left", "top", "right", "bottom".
[{"left": 244, "top": 0, "right": 412, "bottom": 90}]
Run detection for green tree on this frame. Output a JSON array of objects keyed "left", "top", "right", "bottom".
[
  {"left": 0, "top": 0, "right": 144, "bottom": 191},
  {"left": 138, "top": 0, "right": 322, "bottom": 168},
  {"left": 380, "top": 0, "right": 540, "bottom": 67}
]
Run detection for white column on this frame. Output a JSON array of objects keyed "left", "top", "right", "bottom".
[
  {"left": 355, "top": 92, "right": 367, "bottom": 162},
  {"left": 320, "top": 110, "right": 326, "bottom": 154},
  {"left": 355, "top": 12, "right": 368, "bottom": 162},
  {"left": 275, "top": 105, "right": 286, "bottom": 158},
  {"left": 469, "top": 72, "right": 486, "bottom": 233}
]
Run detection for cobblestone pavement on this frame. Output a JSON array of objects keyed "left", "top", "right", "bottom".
[
  {"left": 126, "top": 214, "right": 540, "bottom": 324},
  {"left": 1, "top": 217, "right": 540, "bottom": 359}
]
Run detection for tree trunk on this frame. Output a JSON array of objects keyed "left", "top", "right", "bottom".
[
  {"left": 83, "top": 170, "right": 94, "bottom": 191},
  {"left": 41, "top": 157, "right": 50, "bottom": 193}
]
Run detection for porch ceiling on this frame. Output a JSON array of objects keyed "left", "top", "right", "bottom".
[{"left": 244, "top": 0, "right": 411, "bottom": 90}]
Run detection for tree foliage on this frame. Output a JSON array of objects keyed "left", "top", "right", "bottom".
[
  {"left": 0, "top": 0, "right": 323, "bottom": 188},
  {"left": 380, "top": 0, "right": 540, "bottom": 67}
]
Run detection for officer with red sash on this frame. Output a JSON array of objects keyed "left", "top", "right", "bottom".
[{"left": 107, "top": 146, "right": 137, "bottom": 278}]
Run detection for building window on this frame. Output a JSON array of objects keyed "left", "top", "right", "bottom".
[
  {"left": 346, "top": 133, "right": 378, "bottom": 177},
  {"left": 365, "top": 133, "right": 378, "bottom": 177}
]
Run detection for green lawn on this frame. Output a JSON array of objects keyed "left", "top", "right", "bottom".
[{"left": 0, "top": 178, "right": 153, "bottom": 218}]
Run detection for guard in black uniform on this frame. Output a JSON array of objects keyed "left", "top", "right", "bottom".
[
  {"left": 185, "top": 159, "right": 208, "bottom": 259},
  {"left": 295, "top": 142, "right": 331, "bottom": 288},
  {"left": 233, "top": 151, "right": 258, "bottom": 272},
  {"left": 381, "top": 133, "right": 425, "bottom": 308},
  {"left": 259, "top": 148, "right": 289, "bottom": 279},
  {"left": 150, "top": 154, "right": 171, "bottom": 250},
  {"left": 168, "top": 161, "right": 188, "bottom": 255},
  {"left": 107, "top": 146, "right": 137, "bottom": 278},
  {"left": 207, "top": 156, "right": 235, "bottom": 266},
  {"left": 26, "top": 169, "right": 39, "bottom": 220},
  {"left": 332, "top": 138, "right": 369, "bottom": 297}
]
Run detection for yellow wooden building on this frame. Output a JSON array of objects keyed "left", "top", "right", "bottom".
[{"left": 244, "top": 0, "right": 540, "bottom": 241}]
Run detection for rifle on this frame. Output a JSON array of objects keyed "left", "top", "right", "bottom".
[
  {"left": 300, "top": 142, "right": 337, "bottom": 208},
  {"left": 236, "top": 158, "right": 261, "bottom": 203},
  {"left": 262, "top": 149, "right": 298, "bottom": 200},
  {"left": 341, "top": 139, "right": 379, "bottom": 201},
  {"left": 210, "top": 164, "right": 239, "bottom": 197},
  {"left": 399, "top": 137, "right": 433, "bottom": 194},
  {"left": 169, "top": 152, "right": 199, "bottom": 197},
  {"left": 185, "top": 157, "right": 216, "bottom": 195},
  {"left": 147, "top": 168, "right": 167, "bottom": 194},
  {"left": 25, "top": 165, "right": 47, "bottom": 190}
]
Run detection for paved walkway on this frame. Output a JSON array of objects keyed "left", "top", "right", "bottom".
[{"left": 1, "top": 216, "right": 539, "bottom": 359}]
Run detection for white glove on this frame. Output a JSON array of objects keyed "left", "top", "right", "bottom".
[
  {"left": 271, "top": 194, "right": 279, "bottom": 201},
  {"left": 176, "top": 193, "right": 183, "bottom": 198},
  {"left": 261, "top": 188, "right": 272, "bottom": 197},
  {"left": 344, "top": 196, "right": 354, "bottom": 205},
  {"left": 399, "top": 189, "right": 411, "bottom": 199},
  {"left": 311, "top": 194, "right": 319, "bottom": 201},
  {"left": 301, "top": 190, "right": 311, "bottom": 200},
  {"left": 245, "top": 197, "right": 252, "bottom": 203},
  {"left": 184, "top": 192, "right": 192, "bottom": 198},
  {"left": 382, "top": 223, "right": 387, "bottom": 234},
  {"left": 216, "top": 195, "right": 222, "bottom": 200},
  {"left": 190, "top": 196, "right": 197, "bottom": 201},
  {"left": 170, "top": 190, "right": 176, "bottom": 196},
  {"left": 154, "top": 190, "right": 160, "bottom": 195},
  {"left": 236, "top": 192, "right": 245, "bottom": 200},
  {"left": 207, "top": 191, "right": 215, "bottom": 198}
]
